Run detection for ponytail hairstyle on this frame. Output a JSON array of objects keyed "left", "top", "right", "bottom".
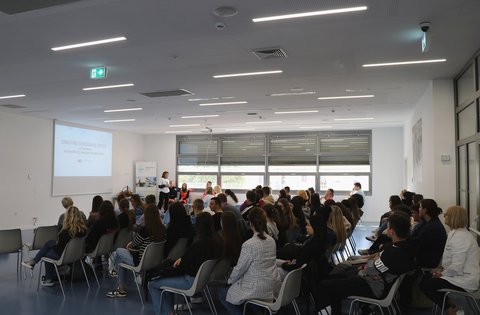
[
  {"left": 248, "top": 207, "right": 268, "bottom": 240},
  {"left": 62, "top": 206, "right": 87, "bottom": 238},
  {"left": 328, "top": 205, "right": 347, "bottom": 246}
]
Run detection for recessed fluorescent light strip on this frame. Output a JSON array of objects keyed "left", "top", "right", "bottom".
[
  {"left": 275, "top": 110, "right": 318, "bottom": 114},
  {"left": 362, "top": 59, "right": 446, "bottom": 67},
  {"left": 188, "top": 96, "right": 234, "bottom": 102},
  {"left": 252, "top": 6, "right": 367, "bottom": 22},
  {"left": 225, "top": 128, "right": 256, "bottom": 131},
  {"left": 169, "top": 124, "right": 201, "bottom": 127},
  {"left": 181, "top": 115, "right": 220, "bottom": 119},
  {"left": 199, "top": 101, "right": 247, "bottom": 106},
  {"left": 104, "top": 119, "right": 136, "bottom": 123},
  {"left": 51, "top": 36, "right": 127, "bottom": 51},
  {"left": 83, "top": 83, "right": 134, "bottom": 91},
  {"left": 246, "top": 121, "right": 282, "bottom": 124},
  {"left": 104, "top": 107, "right": 142, "bottom": 113},
  {"left": 268, "top": 91, "right": 316, "bottom": 96},
  {"left": 0, "top": 94, "right": 26, "bottom": 99},
  {"left": 318, "top": 95, "right": 374, "bottom": 100},
  {"left": 299, "top": 126, "right": 332, "bottom": 129},
  {"left": 213, "top": 70, "right": 283, "bottom": 79},
  {"left": 334, "top": 117, "right": 373, "bottom": 121},
  {"left": 165, "top": 131, "right": 193, "bottom": 134}
]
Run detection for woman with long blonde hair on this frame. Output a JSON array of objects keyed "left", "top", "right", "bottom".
[
  {"left": 22, "top": 206, "right": 87, "bottom": 286},
  {"left": 328, "top": 205, "right": 348, "bottom": 246}
]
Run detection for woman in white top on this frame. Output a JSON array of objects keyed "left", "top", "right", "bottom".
[
  {"left": 420, "top": 205, "right": 480, "bottom": 315},
  {"left": 218, "top": 207, "right": 281, "bottom": 315},
  {"left": 157, "top": 171, "right": 171, "bottom": 211}
]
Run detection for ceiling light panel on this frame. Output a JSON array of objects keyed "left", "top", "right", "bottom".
[
  {"left": 267, "top": 91, "right": 316, "bottom": 96},
  {"left": 104, "top": 118, "right": 136, "bottom": 123},
  {"left": 252, "top": 6, "right": 367, "bottom": 22},
  {"left": 181, "top": 115, "right": 220, "bottom": 119},
  {"left": 188, "top": 96, "right": 234, "bottom": 102},
  {"left": 104, "top": 107, "right": 142, "bottom": 113},
  {"left": 165, "top": 130, "right": 193, "bottom": 134},
  {"left": 51, "top": 36, "right": 127, "bottom": 51},
  {"left": 275, "top": 110, "right": 319, "bottom": 114},
  {"left": 246, "top": 121, "right": 282, "bottom": 124},
  {"left": 213, "top": 70, "right": 283, "bottom": 78},
  {"left": 83, "top": 83, "right": 134, "bottom": 91},
  {"left": 362, "top": 59, "right": 446, "bottom": 67},
  {"left": 199, "top": 101, "right": 247, "bottom": 106},
  {"left": 334, "top": 117, "right": 374, "bottom": 121},
  {"left": 169, "top": 124, "right": 201, "bottom": 127},
  {"left": 0, "top": 94, "right": 26, "bottom": 99},
  {"left": 299, "top": 126, "right": 333, "bottom": 129},
  {"left": 318, "top": 95, "right": 374, "bottom": 100}
]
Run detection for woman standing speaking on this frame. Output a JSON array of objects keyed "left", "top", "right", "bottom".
[{"left": 157, "top": 171, "right": 171, "bottom": 211}]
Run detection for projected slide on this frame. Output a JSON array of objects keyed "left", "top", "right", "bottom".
[{"left": 54, "top": 124, "right": 112, "bottom": 176}]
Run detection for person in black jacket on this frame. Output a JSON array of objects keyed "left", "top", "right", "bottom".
[
  {"left": 148, "top": 212, "right": 222, "bottom": 315},
  {"left": 85, "top": 201, "right": 119, "bottom": 253},
  {"left": 164, "top": 202, "right": 194, "bottom": 256},
  {"left": 22, "top": 206, "right": 87, "bottom": 286},
  {"left": 313, "top": 212, "right": 415, "bottom": 315}
]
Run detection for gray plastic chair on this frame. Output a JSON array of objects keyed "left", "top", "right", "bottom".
[
  {"left": 23, "top": 225, "right": 58, "bottom": 278},
  {"left": 243, "top": 264, "right": 306, "bottom": 315},
  {"left": 159, "top": 259, "right": 218, "bottom": 315},
  {"left": 0, "top": 229, "right": 23, "bottom": 277},
  {"left": 86, "top": 232, "right": 115, "bottom": 286},
  {"left": 166, "top": 237, "right": 188, "bottom": 260},
  {"left": 433, "top": 286, "right": 480, "bottom": 314},
  {"left": 347, "top": 273, "right": 406, "bottom": 315},
  {"left": 37, "top": 236, "right": 90, "bottom": 298},
  {"left": 112, "top": 228, "right": 133, "bottom": 251},
  {"left": 119, "top": 241, "right": 165, "bottom": 305}
]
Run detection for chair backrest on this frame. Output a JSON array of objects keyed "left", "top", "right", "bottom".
[
  {"left": 382, "top": 273, "right": 406, "bottom": 303},
  {"left": 88, "top": 232, "right": 115, "bottom": 257},
  {"left": 272, "top": 264, "right": 306, "bottom": 311},
  {"left": 166, "top": 237, "right": 188, "bottom": 260},
  {"left": 209, "top": 257, "right": 232, "bottom": 283},
  {"left": 188, "top": 259, "right": 218, "bottom": 296},
  {"left": 0, "top": 229, "right": 22, "bottom": 254},
  {"left": 112, "top": 228, "right": 133, "bottom": 250},
  {"left": 137, "top": 241, "right": 166, "bottom": 271},
  {"left": 58, "top": 236, "right": 87, "bottom": 265},
  {"left": 31, "top": 225, "right": 58, "bottom": 250}
]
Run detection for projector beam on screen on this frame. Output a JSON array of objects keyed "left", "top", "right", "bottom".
[{"left": 52, "top": 121, "right": 113, "bottom": 196}]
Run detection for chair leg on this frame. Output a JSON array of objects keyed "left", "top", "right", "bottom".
[
  {"left": 440, "top": 292, "right": 449, "bottom": 314},
  {"left": 37, "top": 261, "right": 43, "bottom": 292},
  {"left": 182, "top": 293, "right": 193, "bottom": 315},
  {"left": 292, "top": 299, "right": 301, "bottom": 315},
  {"left": 375, "top": 303, "right": 385, "bottom": 315},
  {"left": 130, "top": 269, "right": 143, "bottom": 305},
  {"left": 53, "top": 264, "right": 66, "bottom": 298},
  {"left": 204, "top": 285, "right": 217, "bottom": 315},
  {"left": 88, "top": 258, "right": 100, "bottom": 287},
  {"left": 79, "top": 260, "right": 90, "bottom": 289}
]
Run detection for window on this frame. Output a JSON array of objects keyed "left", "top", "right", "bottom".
[
  {"left": 457, "top": 63, "right": 475, "bottom": 106},
  {"left": 458, "top": 102, "right": 477, "bottom": 140},
  {"left": 177, "top": 131, "right": 372, "bottom": 194}
]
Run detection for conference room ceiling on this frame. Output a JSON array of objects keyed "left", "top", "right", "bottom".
[{"left": 0, "top": 0, "right": 479, "bottom": 134}]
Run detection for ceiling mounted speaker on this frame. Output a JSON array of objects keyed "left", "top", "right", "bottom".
[{"left": 213, "top": 6, "right": 238, "bottom": 17}]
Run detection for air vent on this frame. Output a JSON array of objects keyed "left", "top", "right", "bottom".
[
  {"left": 252, "top": 48, "right": 288, "bottom": 60},
  {"left": 0, "top": 104, "right": 26, "bottom": 109},
  {"left": 0, "top": 0, "right": 82, "bottom": 15},
  {"left": 140, "top": 89, "right": 193, "bottom": 98}
]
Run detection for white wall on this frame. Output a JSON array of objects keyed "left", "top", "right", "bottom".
[
  {"left": 143, "top": 134, "right": 177, "bottom": 182},
  {"left": 403, "top": 79, "right": 456, "bottom": 210},
  {"left": 361, "top": 127, "right": 404, "bottom": 222},
  {"left": 0, "top": 112, "right": 144, "bottom": 229}
]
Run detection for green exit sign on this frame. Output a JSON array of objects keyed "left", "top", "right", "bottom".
[{"left": 90, "top": 67, "right": 107, "bottom": 79}]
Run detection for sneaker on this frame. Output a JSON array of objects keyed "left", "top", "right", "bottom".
[
  {"left": 22, "top": 260, "right": 35, "bottom": 270},
  {"left": 358, "top": 249, "right": 370, "bottom": 255},
  {"left": 108, "top": 269, "right": 117, "bottom": 278},
  {"left": 106, "top": 289, "right": 127, "bottom": 298},
  {"left": 174, "top": 303, "right": 189, "bottom": 311},
  {"left": 41, "top": 279, "right": 55, "bottom": 287},
  {"left": 190, "top": 296, "right": 204, "bottom": 304},
  {"left": 365, "top": 235, "right": 377, "bottom": 242}
]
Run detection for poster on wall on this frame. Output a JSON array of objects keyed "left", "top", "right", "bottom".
[
  {"left": 412, "top": 119, "right": 423, "bottom": 182},
  {"left": 135, "top": 161, "right": 157, "bottom": 197}
]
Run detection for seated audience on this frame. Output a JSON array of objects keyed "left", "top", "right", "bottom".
[
  {"left": 85, "top": 200, "right": 119, "bottom": 253},
  {"left": 57, "top": 196, "right": 87, "bottom": 229},
  {"left": 327, "top": 205, "right": 348, "bottom": 247},
  {"left": 148, "top": 212, "right": 222, "bottom": 314},
  {"left": 213, "top": 185, "right": 222, "bottom": 195},
  {"left": 202, "top": 187, "right": 215, "bottom": 208},
  {"left": 284, "top": 186, "right": 291, "bottom": 201},
  {"left": 209, "top": 197, "right": 223, "bottom": 232},
  {"left": 310, "top": 193, "right": 322, "bottom": 217},
  {"left": 190, "top": 198, "right": 204, "bottom": 225},
  {"left": 261, "top": 186, "right": 275, "bottom": 205},
  {"left": 275, "top": 198, "right": 299, "bottom": 246},
  {"left": 420, "top": 206, "right": 480, "bottom": 315},
  {"left": 87, "top": 195, "right": 104, "bottom": 227},
  {"left": 321, "top": 188, "right": 334, "bottom": 203},
  {"left": 107, "top": 204, "right": 166, "bottom": 297},
  {"left": 130, "top": 194, "right": 144, "bottom": 222},
  {"left": 313, "top": 212, "right": 415, "bottom": 315},
  {"left": 220, "top": 212, "right": 243, "bottom": 267},
  {"left": 224, "top": 189, "right": 239, "bottom": 206},
  {"left": 411, "top": 199, "right": 447, "bottom": 268},
  {"left": 278, "top": 189, "right": 288, "bottom": 200},
  {"left": 202, "top": 181, "right": 213, "bottom": 199},
  {"left": 262, "top": 203, "right": 280, "bottom": 241},
  {"left": 218, "top": 207, "right": 281, "bottom": 315},
  {"left": 23, "top": 206, "right": 87, "bottom": 286},
  {"left": 240, "top": 190, "right": 258, "bottom": 220},
  {"left": 164, "top": 202, "right": 194, "bottom": 257},
  {"left": 291, "top": 196, "right": 307, "bottom": 236},
  {"left": 117, "top": 198, "right": 135, "bottom": 230},
  {"left": 135, "top": 194, "right": 158, "bottom": 227},
  {"left": 179, "top": 183, "right": 190, "bottom": 204}
]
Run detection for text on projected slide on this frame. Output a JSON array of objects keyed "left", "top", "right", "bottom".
[{"left": 54, "top": 124, "right": 112, "bottom": 177}]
